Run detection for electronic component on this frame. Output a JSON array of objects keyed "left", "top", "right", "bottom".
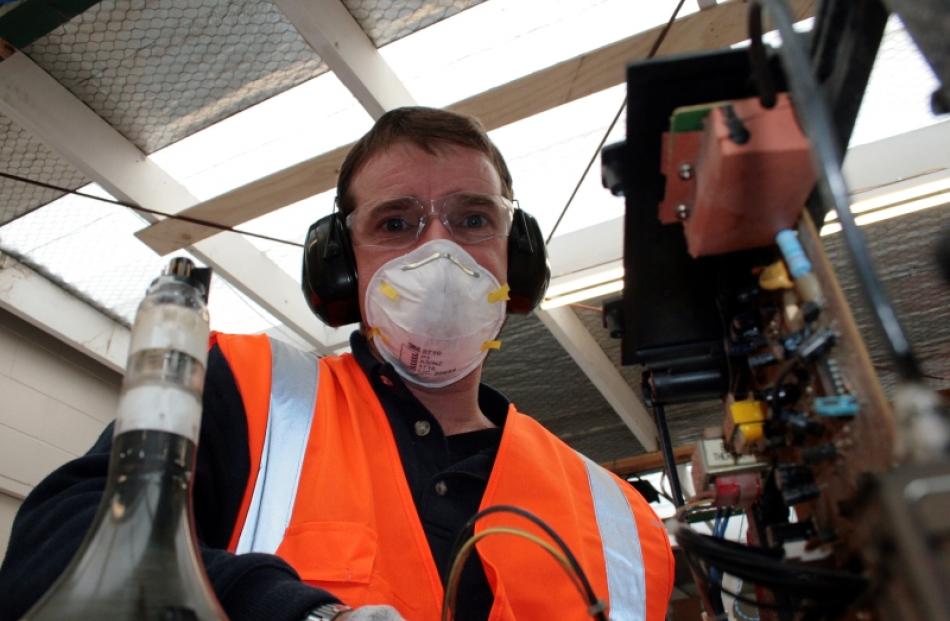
[
  {"left": 723, "top": 400, "right": 769, "bottom": 453},
  {"left": 813, "top": 395, "right": 860, "bottom": 417},
  {"left": 657, "top": 94, "right": 816, "bottom": 257},
  {"left": 713, "top": 473, "right": 762, "bottom": 507},
  {"left": 776, "top": 229, "right": 825, "bottom": 318},
  {"left": 605, "top": 10, "right": 948, "bottom": 616},
  {"left": 691, "top": 436, "right": 767, "bottom": 495}
]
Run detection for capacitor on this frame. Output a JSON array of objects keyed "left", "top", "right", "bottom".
[
  {"left": 776, "top": 464, "right": 816, "bottom": 489},
  {"left": 766, "top": 518, "right": 817, "bottom": 546},
  {"left": 748, "top": 350, "right": 779, "bottom": 368},
  {"left": 802, "top": 443, "right": 838, "bottom": 464},
  {"left": 782, "top": 483, "right": 821, "bottom": 505}
]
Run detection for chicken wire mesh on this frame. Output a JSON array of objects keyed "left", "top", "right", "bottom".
[
  {"left": 21, "top": 0, "right": 488, "bottom": 156},
  {"left": 343, "top": 0, "right": 487, "bottom": 47},
  {"left": 23, "top": 0, "right": 329, "bottom": 154},
  {"left": 0, "top": 115, "right": 90, "bottom": 227},
  {"left": 850, "top": 14, "right": 943, "bottom": 146}
]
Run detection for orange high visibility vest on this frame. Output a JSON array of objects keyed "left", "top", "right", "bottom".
[{"left": 214, "top": 333, "right": 673, "bottom": 621}]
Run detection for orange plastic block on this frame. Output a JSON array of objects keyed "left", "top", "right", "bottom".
[{"left": 658, "top": 94, "right": 816, "bottom": 257}]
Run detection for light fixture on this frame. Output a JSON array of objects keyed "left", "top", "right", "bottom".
[
  {"left": 821, "top": 176, "right": 950, "bottom": 236},
  {"left": 540, "top": 265, "right": 624, "bottom": 310}
]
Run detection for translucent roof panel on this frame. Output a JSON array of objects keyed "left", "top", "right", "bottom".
[
  {"left": 849, "top": 15, "right": 943, "bottom": 147},
  {"left": 344, "top": 0, "right": 488, "bottom": 48},
  {"left": 0, "top": 185, "right": 281, "bottom": 335},
  {"left": 150, "top": 71, "right": 373, "bottom": 201},
  {"left": 739, "top": 15, "right": 941, "bottom": 147},
  {"left": 238, "top": 188, "right": 338, "bottom": 283},
  {"left": 381, "top": 0, "right": 698, "bottom": 107},
  {"left": 490, "top": 84, "right": 627, "bottom": 241}
]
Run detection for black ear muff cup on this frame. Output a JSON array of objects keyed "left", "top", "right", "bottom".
[
  {"left": 506, "top": 208, "right": 550, "bottom": 314},
  {"left": 301, "top": 207, "right": 551, "bottom": 326},
  {"left": 301, "top": 214, "right": 361, "bottom": 327}
]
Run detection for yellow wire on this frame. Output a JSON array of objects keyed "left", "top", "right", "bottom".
[{"left": 440, "top": 526, "right": 591, "bottom": 621}]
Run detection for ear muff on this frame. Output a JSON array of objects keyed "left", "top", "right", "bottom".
[
  {"left": 301, "top": 213, "right": 361, "bottom": 327},
  {"left": 506, "top": 208, "right": 550, "bottom": 313},
  {"left": 301, "top": 207, "right": 551, "bottom": 327}
]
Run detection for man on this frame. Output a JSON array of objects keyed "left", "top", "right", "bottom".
[{"left": 0, "top": 107, "right": 672, "bottom": 621}]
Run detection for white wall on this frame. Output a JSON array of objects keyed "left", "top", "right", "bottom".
[{"left": 0, "top": 308, "right": 121, "bottom": 561}]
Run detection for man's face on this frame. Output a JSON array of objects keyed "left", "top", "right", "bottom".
[{"left": 348, "top": 141, "right": 509, "bottom": 326}]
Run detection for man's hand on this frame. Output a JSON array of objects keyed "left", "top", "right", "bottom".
[{"left": 336, "top": 605, "right": 407, "bottom": 621}]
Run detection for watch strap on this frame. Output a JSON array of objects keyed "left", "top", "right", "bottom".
[{"left": 305, "top": 603, "right": 352, "bottom": 621}]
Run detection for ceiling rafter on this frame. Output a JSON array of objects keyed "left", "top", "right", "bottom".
[
  {"left": 0, "top": 52, "right": 351, "bottom": 354},
  {"left": 274, "top": 0, "right": 416, "bottom": 119},
  {"left": 134, "top": 0, "right": 818, "bottom": 255},
  {"left": 535, "top": 307, "right": 658, "bottom": 452}
]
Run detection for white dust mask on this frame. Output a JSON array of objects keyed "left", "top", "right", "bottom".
[{"left": 364, "top": 238, "right": 509, "bottom": 388}]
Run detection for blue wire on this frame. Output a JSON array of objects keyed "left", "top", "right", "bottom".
[{"left": 716, "top": 512, "right": 731, "bottom": 539}]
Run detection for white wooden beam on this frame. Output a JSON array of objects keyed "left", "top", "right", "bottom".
[
  {"left": 0, "top": 253, "right": 130, "bottom": 374},
  {"left": 274, "top": 0, "right": 415, "bottom": 119},
  {"left": 135, "top": 0, "right": 818, "bottom": 255},
  {"left": 0, "top": 52, "right": 350, "bottom": 353},
  {"left": 535, "top": 307, "right": 658, "bottom": 452}
]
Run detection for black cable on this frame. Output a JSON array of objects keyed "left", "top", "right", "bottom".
[
  {"left": 676, "top": 528, "right": 866, "bottom": 602},
  {"left": 748, "top": 2, "right": 777, "bottom": 109},
  {"left": 650, "top": 400, "right": 686, "bottom": 506},
  {"left": 544, "top": 0, "right": 688, "bottom": 244},
  {"left": 448, "top": 504, "right": 606, "bottom": 621},
  {"left": 753, "top": 0, "right": 922, "bottom": 382},
  {"left": 683, "top": 545, "right": 852, "bottom": 618},
  {"left": 0, "top": 171, "right": 304, "bottom": 248}
]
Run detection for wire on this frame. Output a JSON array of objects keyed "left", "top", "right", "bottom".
[
  {"left": 628, "top": 473, "right": 676, "bottom": 504},
  {"left": 753, "top": 0, "right": 922, "bottom": 382},
  {"left": 675, "top": 526, "right": 866, "bottom": 603},
  {"left": 544, "top": 0, "right": 688, "bottom": 244},
  {"left": 446, "top": 505, "right": 606, "bottom": 621},
  {"left": 441, "top": 527, "right": 593, "bottom": 621},
  {"left": 0, "top": 171, "right": 304, "bottom": 248},
  {"left": 682, "top": 544, "right": 845, "bottom": 616},
  {"left": 730, "top": 580, "right": 761, "bottom": 621}
]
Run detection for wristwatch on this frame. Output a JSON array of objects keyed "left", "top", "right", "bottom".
[{"left": 304, "top": 603, "right": 352, "bottom": 621}]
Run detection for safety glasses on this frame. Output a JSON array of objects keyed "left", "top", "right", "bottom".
[{"left": 346, "top": 192, "right": 515, "bottom": 249}]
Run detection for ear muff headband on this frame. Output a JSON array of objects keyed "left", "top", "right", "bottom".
[{"left": 301, "top": 207, "right": 551, "bottom": 327}]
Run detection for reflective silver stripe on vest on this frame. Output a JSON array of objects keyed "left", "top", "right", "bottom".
[
  {"left": 236, "top": 338, "right": 319, "bottom": 555},
  {"left": 583, "top": 457, "right": 646, "bottom": 621}
]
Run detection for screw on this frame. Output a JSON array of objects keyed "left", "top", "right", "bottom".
[
  {"left": 675, "top": 203, "right": 690, "bottom": 220},
  {"left": 678, "top": 163, "right": 693, "bottom": 180}
]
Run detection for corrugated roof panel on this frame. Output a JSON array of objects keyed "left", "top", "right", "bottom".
[
  {"left": 0, "top": 115, "right": 89, "bottom": 227},
  {"left": 24, "top": 0, "right": 329, "bottom": 154}
]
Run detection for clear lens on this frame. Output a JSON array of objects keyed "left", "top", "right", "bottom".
[{"left": 347, "top": 193, "right": 514, "bottom": 248}]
